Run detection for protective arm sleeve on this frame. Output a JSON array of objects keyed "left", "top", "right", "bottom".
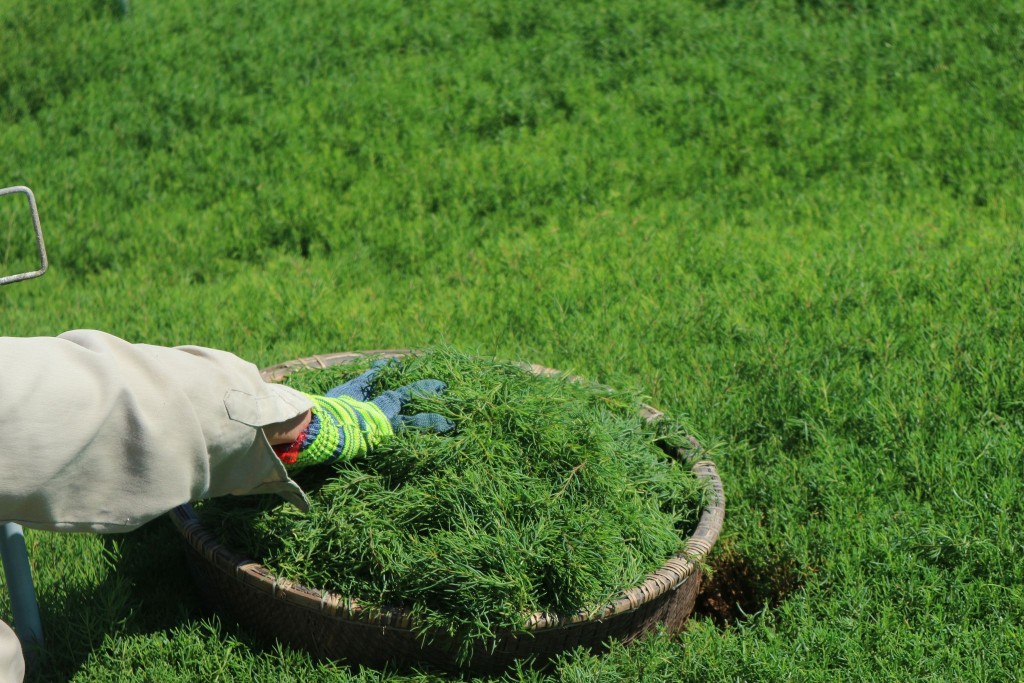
[{"left": 0, "top": 330, "right": 312, "bottom": 534}]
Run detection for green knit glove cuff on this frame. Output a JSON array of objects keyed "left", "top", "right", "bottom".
[{"left": 292, "top": 394, "right": 395, "bottom": 468}]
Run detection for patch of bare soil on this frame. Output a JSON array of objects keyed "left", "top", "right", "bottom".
[{"left": 693, "top": 551, "right": 802, "bottom": 627}]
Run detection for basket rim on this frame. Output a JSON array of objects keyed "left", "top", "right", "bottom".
[{"left": 171, "top": 350, "right": 726, "bottom": 634}]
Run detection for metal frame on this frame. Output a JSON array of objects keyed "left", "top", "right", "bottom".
[
  {"left": 0, "top": 186, "right": 48, "bottom": 285},
  {"left": 1, "top": 185, "right": 47, "bottom": 651}
]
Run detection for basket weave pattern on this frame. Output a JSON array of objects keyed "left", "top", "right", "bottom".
[{"left": 171, "top": 351, "right": 726, "bottom": 672}]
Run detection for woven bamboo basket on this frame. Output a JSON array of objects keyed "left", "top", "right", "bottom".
[{"left": 170, "top": 350, "right": 726, "bottom": 673}]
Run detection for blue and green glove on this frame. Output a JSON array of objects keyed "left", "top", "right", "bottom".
[{"left": 275, "top": 362, "right": 454, "bottom": 469}]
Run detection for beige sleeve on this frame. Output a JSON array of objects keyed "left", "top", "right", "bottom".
[
  {"left": 0, "top": 621, "right": 23, "bottom": 683},
  {"left": 0, "top": 330, "right": 312, "bottom": 534}
]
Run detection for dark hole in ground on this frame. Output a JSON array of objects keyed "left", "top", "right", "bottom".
[{"left": 692, "top": 550, "right": 802, "bottom": 628}]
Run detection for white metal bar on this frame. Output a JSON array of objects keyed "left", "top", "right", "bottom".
[{"left": 0, "top": 186, "right": 48, "bottom": 285}]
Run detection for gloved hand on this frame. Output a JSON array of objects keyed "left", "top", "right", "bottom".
[{"left": 282, "top": 361, "right": 454, "bottom": 469}]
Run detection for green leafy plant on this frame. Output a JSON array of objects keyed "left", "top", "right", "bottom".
[
  {"left": 199, "top": 348, "right": 707, "bottom": 661},
  {"left": 5, "top": 0, "right": 1023, "bottom": 679}
]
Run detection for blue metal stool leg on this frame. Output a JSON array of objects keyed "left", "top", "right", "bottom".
[{"left": 1, "top": 524, "right": 43, "bottom": 650}]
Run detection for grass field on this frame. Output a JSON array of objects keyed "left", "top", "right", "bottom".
[{"left": 1, "top": 0, "right": 1022, "bottom": 680}]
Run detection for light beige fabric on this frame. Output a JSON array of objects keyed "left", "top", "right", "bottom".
[
  {"left": 0, "top": 622, "right": 23, "bottom": 683},
  {"left": 0, "top": 330, "right": 313, "bottom": 681}
]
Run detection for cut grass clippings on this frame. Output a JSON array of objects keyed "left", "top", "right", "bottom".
[{"left": 198, "top": 348, "right": 708, "bottom": 663}]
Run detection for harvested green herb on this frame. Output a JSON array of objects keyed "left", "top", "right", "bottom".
[{"left": 199, "top": 348, "right": 707, "bottom": 661}]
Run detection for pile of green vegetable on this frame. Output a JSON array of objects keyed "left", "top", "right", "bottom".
[{"left": 199, "top": 348, "right": 707, "bottom": 660}]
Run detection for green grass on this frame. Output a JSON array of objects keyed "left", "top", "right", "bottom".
[{"left": 1, "top": 0, "right": 1022, "bottom": 680}]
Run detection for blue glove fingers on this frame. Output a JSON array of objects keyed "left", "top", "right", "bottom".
[
  {"left": 370, "top": 379, "right": 448, "bottom": 419},
  {"left": 398, "top": 413, "right": 455, "bottom": 433},
  {"left": 325, "top": 368, "right": 377, "bottom": 400},
  {"left": 325, "top": 359, "right": 395, "bottom": 399},
  {"left": 398, "top": 379, "right": 447, "bottom": 398}
]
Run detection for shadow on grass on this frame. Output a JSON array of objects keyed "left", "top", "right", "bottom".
[
  {"left": 24, "top": 518, "right": 201, "bottom": 681},
  {"left": 21, "top": 512, "right": 511, "bottom": 682},
  {"left": 23, "top": 518, "right": 399, "bottom": 681},
  {"left": 692, "top": 548, "right": 803, "bottom": 628}
]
